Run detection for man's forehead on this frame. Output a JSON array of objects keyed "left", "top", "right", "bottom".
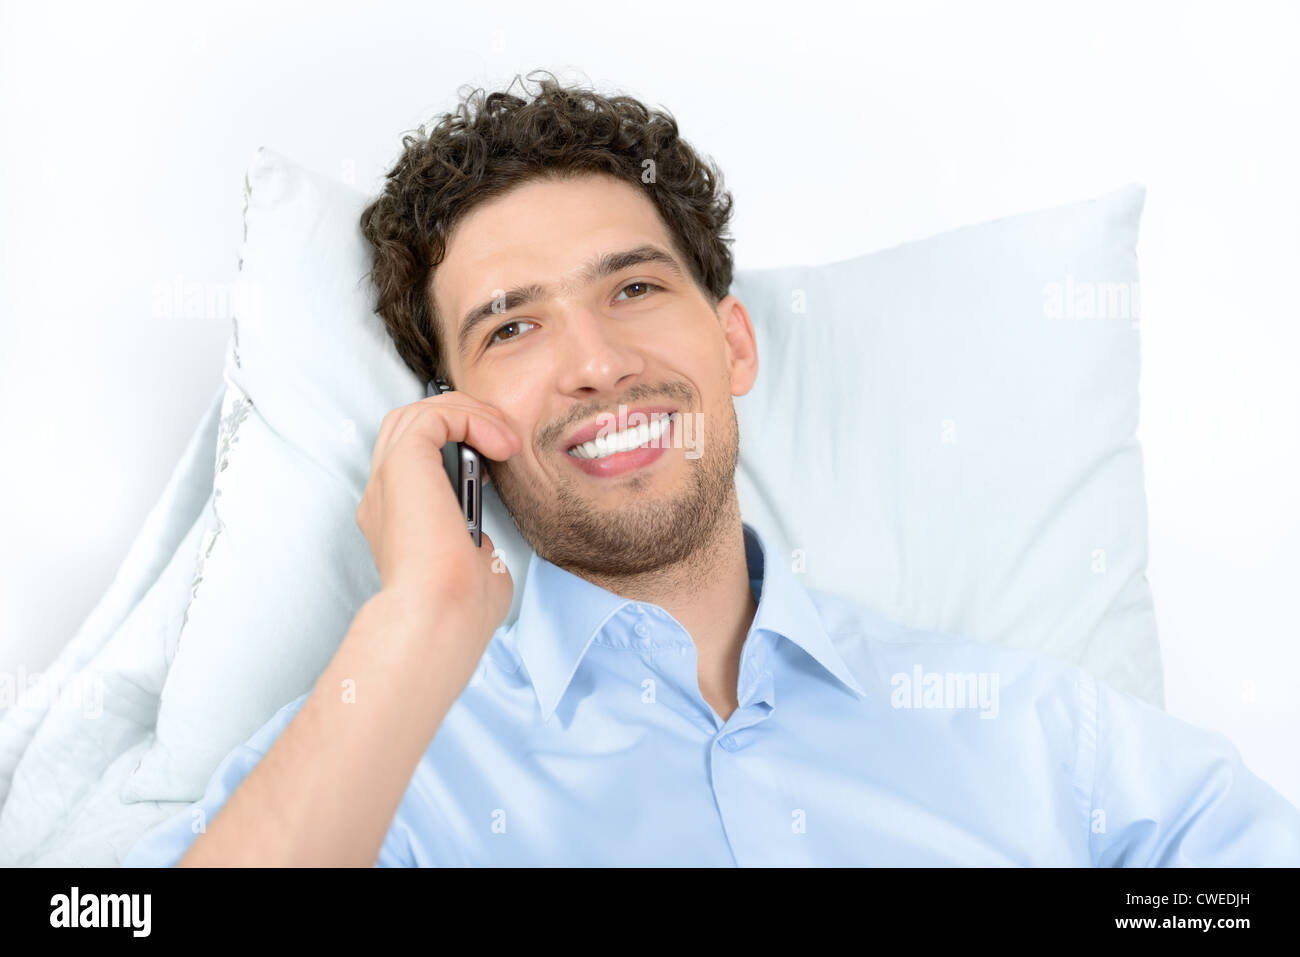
[
  {"left": 435, "top": 175, "right": 667, "bottom": 308},
  {"left": 445, "top": 233, "right": 669, "bottom": 299},
  {"left": 444, "top": 239, "right": 690, "bottom": 366},
  {"left": 431, "top": 190, "right": 686, "bottom": 366}
]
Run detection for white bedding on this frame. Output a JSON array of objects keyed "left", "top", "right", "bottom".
[
  {"left": 0, "top": 166, "right": 1162, "bottom": 866},
  {"left": 0, "top": 385, "right": 222, "bottom": 865}
]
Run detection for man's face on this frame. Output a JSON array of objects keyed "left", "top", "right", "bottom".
[{"left": 431, "top": 172, "right": 758, "bottom": 576}]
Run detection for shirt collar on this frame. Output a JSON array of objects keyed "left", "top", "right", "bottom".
[{"left": 505, "top": 520, "right": 867, "bottom": 722}]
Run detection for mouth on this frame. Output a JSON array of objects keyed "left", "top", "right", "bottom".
[
  {"left": 563, "top": 410, "right": 680, "bottom": 479},
  {"left": 563, "top": 406, "right": 678, "bottom": 458}
]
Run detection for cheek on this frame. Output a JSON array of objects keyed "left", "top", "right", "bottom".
[{"left": 493, "top": 442, "right": 548, "bottom": 495}]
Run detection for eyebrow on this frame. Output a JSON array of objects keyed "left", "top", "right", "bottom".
[{"left": 455, "top": 243, "right": 687, "bottom": 359}]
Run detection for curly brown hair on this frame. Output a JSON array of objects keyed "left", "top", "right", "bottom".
[{"left": 358, "top": 70, "right": 736, "bottom": 387}]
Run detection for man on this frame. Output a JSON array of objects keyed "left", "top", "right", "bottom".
[{"left": 124, "top": 71, "right": 1300, "bottom": 867}]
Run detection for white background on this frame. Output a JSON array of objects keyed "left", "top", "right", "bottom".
[{"left": 2, "top": 0, "right": 1297, "bottom": 808}]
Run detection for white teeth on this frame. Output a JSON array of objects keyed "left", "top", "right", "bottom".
[{"left": 568, "top": 412, "right": 675, "bottom": 460}]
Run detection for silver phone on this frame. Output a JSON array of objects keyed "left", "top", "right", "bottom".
[{"left": 428, "top": 376, "right": 482, "bottom": 548}]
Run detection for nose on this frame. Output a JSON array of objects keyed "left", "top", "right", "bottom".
[{"left": 552, "top": 306, "right": 647, "bottom": 397}]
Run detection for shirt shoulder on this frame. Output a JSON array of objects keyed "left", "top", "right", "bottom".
[
  {"left": 1088, "top": 677, "right": 1300, "bottom": 865},
  {"left": 805, "top": 586, "right": 1085, "bottom": 706},
  {"left": 804, "top": 586, "right": 1095, "bottom": 826}
]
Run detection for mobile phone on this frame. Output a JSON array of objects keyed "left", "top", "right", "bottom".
[{"left": 428, "top": 376, "right": 483, "bottom": 548}]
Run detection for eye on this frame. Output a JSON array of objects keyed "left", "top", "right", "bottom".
[
  {"left": 484, "top": 282, "right": 664, "bottom": 350},
  {"left": 614, "top": 281, "right": 664, "bottom": 302},
  {"left": 487, "top": 318, "right": 538, "bottom": 348}
]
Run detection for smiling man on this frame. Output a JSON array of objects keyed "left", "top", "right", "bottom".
[
  {"left": 427, "top": 172, "right": 756, "bottom": 723},
  {"left": 122, "top": 71, "right": 1300, "bottom": 868}
]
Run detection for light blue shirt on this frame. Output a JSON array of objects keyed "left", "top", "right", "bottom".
[{"left": 124, "top": 521, "right": 1300, "bottom": 866}]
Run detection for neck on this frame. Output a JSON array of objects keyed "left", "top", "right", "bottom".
[{"left": 576, "top": 490, "right": 758, "bottom": 720}]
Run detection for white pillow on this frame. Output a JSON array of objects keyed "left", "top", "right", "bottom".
[{"left": 122, "top": 146, "right": 1159, "bottom": 804}]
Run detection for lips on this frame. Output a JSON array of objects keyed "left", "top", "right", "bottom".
[{"left": 563, "top": 405, "right": 678, "bottom": 451}]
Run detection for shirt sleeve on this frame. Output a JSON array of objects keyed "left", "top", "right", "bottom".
[
  {"left": 1084, "top": 673, "right": 1300, "bottom": 866},
  {"left": 122, "top": 692, "right": 310, "bottom": 867}
]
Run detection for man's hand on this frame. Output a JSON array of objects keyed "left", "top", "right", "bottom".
[{"left": 355, "top": 389, "right": 522, "bottom": 646}]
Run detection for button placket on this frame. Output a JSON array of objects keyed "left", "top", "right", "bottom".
[
  {"left": 714, "top": 658, "right": 776, "bottom": 751},
  {"left": 626, "top": 607, "right": 715, "bottom": 730}
]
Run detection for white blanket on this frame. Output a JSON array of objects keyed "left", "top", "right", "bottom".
[{"left": 0, "top": 385, "right": 222, "bottom": 865}]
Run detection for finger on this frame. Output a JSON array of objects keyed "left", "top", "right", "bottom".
[
  {"left": 373, "top": 393, "right": 509, "bottom": 465},
  {"left": 388, "top": 401, "right": 522, "bottom": 463},
  {"left": 417, "top": 392, "right": 512, "bottom": 430},
  {"left": 372, "top": 405, "right": 409, "bottom": 468},
  {"left": 371, "top": 401, "right": 435, "bottom": 485},
  {"left": 415, "top": 392, "right": 516, "bottom": 446}
]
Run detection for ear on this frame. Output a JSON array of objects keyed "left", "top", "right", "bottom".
[{"left": 717, "top": 295, "right": 758, "bottom": 396}]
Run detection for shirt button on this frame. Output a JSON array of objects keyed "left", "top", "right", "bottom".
[
  {"left": 634, "top": 621, "right": 650, "bottom": 638},
  {"left": 720, "top": 736, "right": 739, "bottom": 751}
]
